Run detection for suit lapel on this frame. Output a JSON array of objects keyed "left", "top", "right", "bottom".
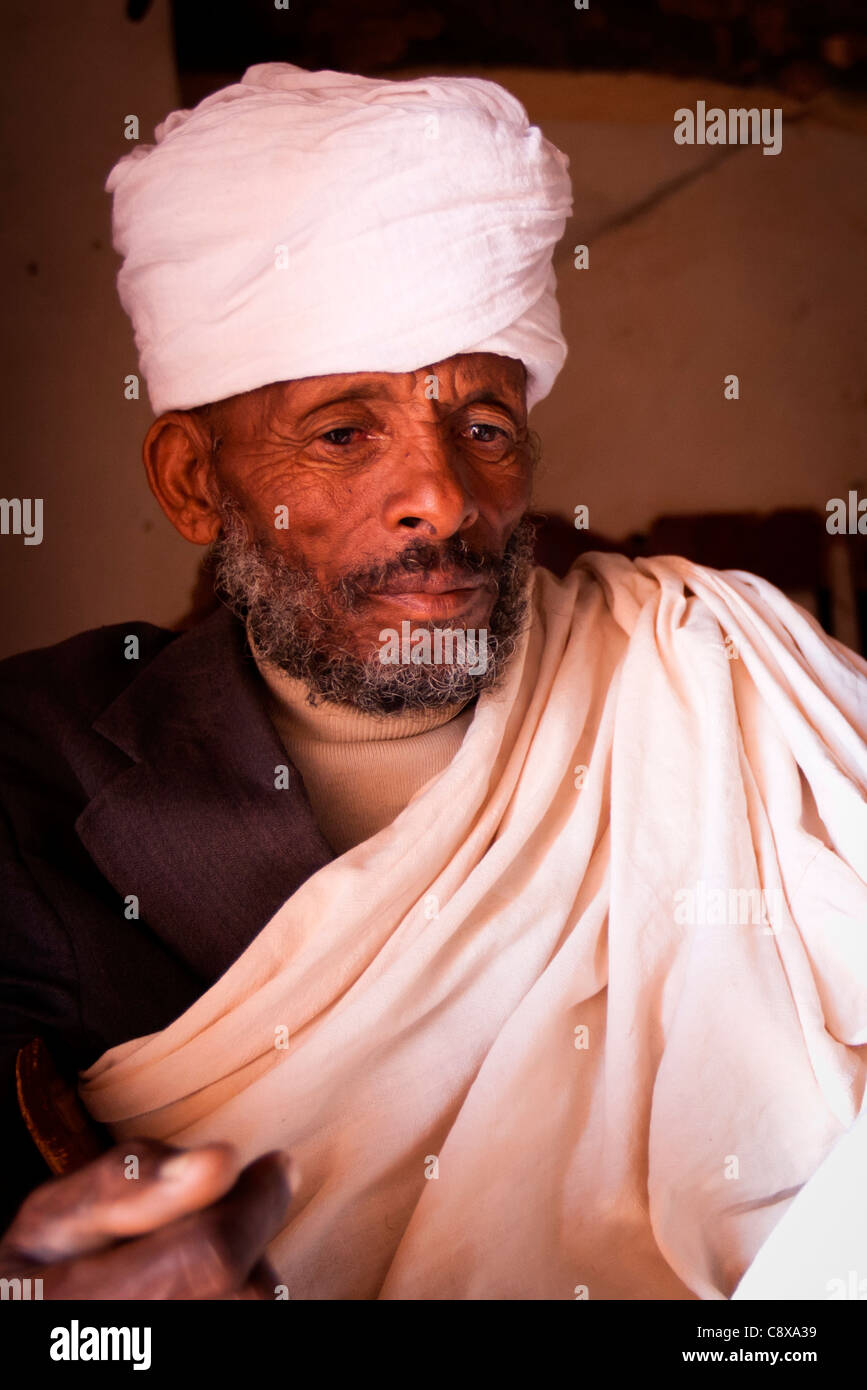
[{"left": 75, "top": 607, "right": 334, "bottom": 984}]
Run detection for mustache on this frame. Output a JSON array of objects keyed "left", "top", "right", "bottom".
[
  {"left": 335, "top": 535, "right": 506, "bottom": 607},
  {"left": 214, "top": 487, "right": 520, "bottom": 609}
]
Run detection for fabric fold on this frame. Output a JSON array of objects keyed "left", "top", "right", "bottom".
[{"left": 79, "top": 554, "right": 867, "bottom": 1299}]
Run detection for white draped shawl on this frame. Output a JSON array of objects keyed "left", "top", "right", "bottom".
[{"left": 79, "top": 553, "right": 867, "bottom": 1300}]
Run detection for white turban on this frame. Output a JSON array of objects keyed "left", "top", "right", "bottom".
[{"left": 106, "top": 63, "right": 573, "bottom": 414}]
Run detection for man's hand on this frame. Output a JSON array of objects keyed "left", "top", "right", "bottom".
[{"left": 0, "top": 1139, "right": 293, "bottom": 1299}]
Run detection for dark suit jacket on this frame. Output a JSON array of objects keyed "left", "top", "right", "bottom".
[{"left": 0, "top": 607, "right": 334, "bottom": 1229}]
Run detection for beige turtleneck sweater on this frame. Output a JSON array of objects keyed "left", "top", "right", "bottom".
[{"left": 252, "top": 654, "right": 476, "bottom": 855}]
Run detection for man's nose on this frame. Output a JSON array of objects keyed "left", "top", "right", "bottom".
[{"left": 381, "top": 426, "right": 479, "bottom": 538}]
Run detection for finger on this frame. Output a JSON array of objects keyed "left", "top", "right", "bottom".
[
  {"left": 221, "top": 1283, "right": 266, "bottom": 1301},
  {"left": 4, "top": 1140, "right": 242, "bottom": 1261},
  {"left": 32, "top": 1150, "right": 294, "bottom": 1301},
  {"left": 218, "top": 1259, "right": 277, "bottom": 1300}
]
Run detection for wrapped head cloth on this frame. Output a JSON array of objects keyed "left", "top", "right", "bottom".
[{"left": 106, "top": 63, "right": 573, "bottom": 414}]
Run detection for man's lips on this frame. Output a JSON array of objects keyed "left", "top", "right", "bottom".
[
  {"left": 366, "top": 573, "right": 495, "bottom": 616},
  {"left": 369, "top": 573, "right": 492, "bottom": 597}
]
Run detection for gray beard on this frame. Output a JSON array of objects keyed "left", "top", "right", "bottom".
[{"left": 208, "top": 499, "right": 537, "bottom": 715}]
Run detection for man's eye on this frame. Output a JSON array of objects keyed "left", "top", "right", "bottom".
[
  {"left": 321, "top": 427, "right": 364, "bottom": 446},
  {"left": 465, "top": 422, "right": 509, "bottom": 444}
]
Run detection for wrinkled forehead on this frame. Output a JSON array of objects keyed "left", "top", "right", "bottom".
[{"left": 203, "top": 353, "right": 528, "bottom": 437}]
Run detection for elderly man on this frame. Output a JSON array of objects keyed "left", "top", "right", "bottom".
[{"left": 1, "top": 64, "right": 866, "bottom": 1303}]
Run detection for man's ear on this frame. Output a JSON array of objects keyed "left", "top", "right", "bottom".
[{"left": 142, "top": 411, "right": 222, "bottom": 545}]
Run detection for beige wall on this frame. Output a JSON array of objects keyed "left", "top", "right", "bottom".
[
  {"left": 519, "top": 73, "right": 867, "bottom": 539},
  {"left": 0, "top": 0, "right": 198, "bottom": 660},
  {"left": 2, "top": 42, "right": 865, "bottom": 659}
]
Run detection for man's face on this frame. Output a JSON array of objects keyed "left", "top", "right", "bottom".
[{"left": 194, "top": 352, "right": 538, "bottom": 712}]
